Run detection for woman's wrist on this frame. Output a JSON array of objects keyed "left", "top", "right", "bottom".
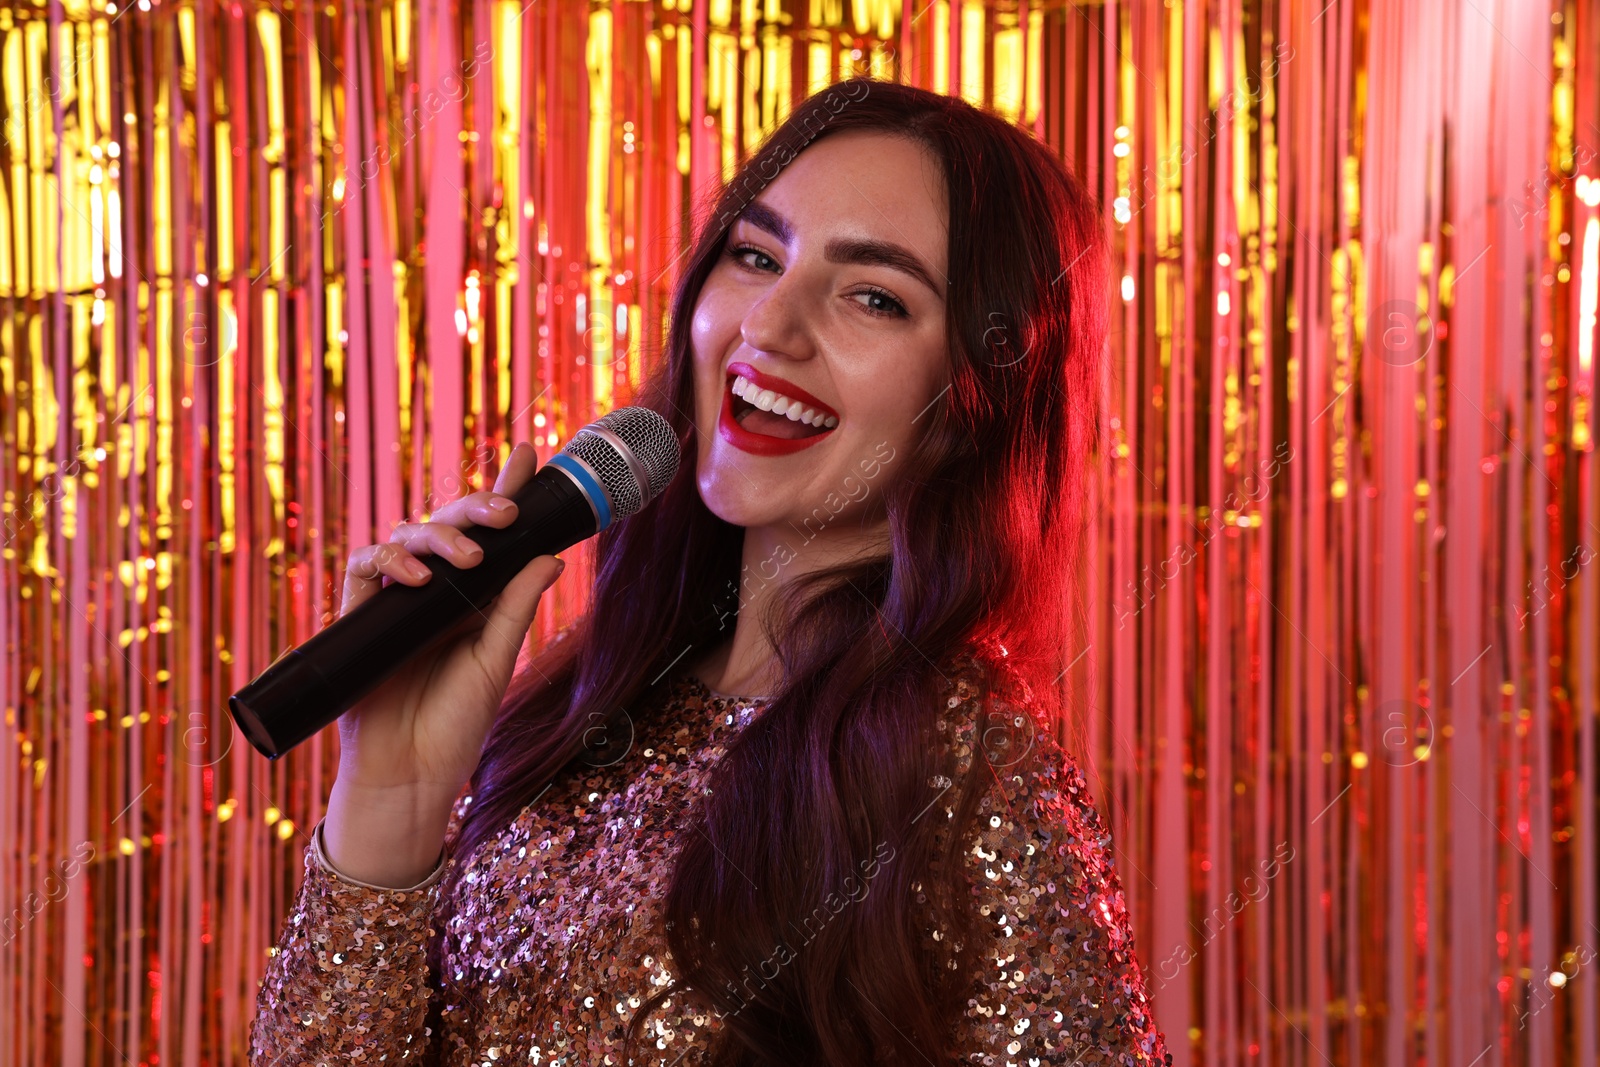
[
  {"left": 322, "top": 777, "right": 457, "bottom": 888},
  {"left": 312, "top": 820, "right": 447, "bottom": 892}
]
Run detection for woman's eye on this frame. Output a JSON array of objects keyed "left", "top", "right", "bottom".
[
  {"left": 728, "top": 245, "right": 779, "bottom": 272},
  {"left": 854, "top": 288, "right": 908, "bottom": 318},
  {"left": 727, "top": 243, "right": 906, "bottom": 318}
]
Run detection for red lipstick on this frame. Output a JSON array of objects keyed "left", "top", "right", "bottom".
[{"left": 717, "top": 363, "right": 837, "bottom": 457}]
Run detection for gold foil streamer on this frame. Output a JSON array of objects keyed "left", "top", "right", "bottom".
[{"left": 0, "top": 1, "right": 1595, "bottom": 1064}]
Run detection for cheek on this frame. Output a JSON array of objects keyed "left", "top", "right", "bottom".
[
  {"left": 691, "top": 300, "right": 740, "bottom": 382},
  {"left": 854, "top": 343, "right": 947, "bottom": 439},
  {"left": 691, "top": 274, "right": 745, "bottom": 347},
  {"left": 690, "top": 312, "right": 727, "bottom": 408},
  {"left": 691, "top": 371, "right": 724, "bottom": 450},
  {"left": 690, "top": 298, "right": 719, "bottom": 349}
]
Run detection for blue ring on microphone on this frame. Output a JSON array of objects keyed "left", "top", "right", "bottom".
[{"left": 547, "top": 452, "right": 613, "bottom": 530}]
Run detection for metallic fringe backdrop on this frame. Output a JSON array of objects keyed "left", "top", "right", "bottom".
[{"left": 0, "top": 0, "right": 1595, "bottom": 1064}]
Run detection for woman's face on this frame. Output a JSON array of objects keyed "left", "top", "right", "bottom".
[{"left": 690, "top": 129, "right": 950, "bottom": 537}]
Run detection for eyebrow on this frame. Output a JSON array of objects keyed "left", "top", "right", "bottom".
[{"left": 734, "top": 201, "right": 945, "bottom": 301}]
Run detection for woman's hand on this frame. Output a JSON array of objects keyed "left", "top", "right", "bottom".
[{"left": 322, "top": 442, "right": 563, "bottom": 886}]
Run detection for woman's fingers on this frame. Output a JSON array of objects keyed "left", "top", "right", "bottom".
[
  {"left": 337, "top": 441, "right": 543, "bottom": 623},
  {"left": 392, "top": 520, "right": 502, "bottom": 567},
  {"left": 388, "top": 442, "right": 538, "bottom": 531},
  {"left": 340, "top": 518, "right": 497, "bottom": 618},
  {"left": 341, "top": 542, "right": 432, "bottom": 616},
  {"left": 492, "top": 442, "right": 540, "bottom": 497},
  {"left": 424, "top": 489, "right": 520, "bottom": 530}
]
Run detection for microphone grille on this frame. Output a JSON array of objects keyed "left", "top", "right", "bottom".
[{"left": 562, "top": 406, "right": 681, "bottom": 521}]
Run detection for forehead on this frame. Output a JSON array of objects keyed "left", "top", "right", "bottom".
[{"left": 742, "top": 130, "right": 948, "bottom": 262}]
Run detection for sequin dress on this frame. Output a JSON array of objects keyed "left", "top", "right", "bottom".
[{"left": 248, "top": 652, "right": 1171, "bottom": 1065}]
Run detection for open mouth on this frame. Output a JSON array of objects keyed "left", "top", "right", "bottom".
[
  {"left": 717, "top": 362, "right": 839, "bottom": 456},
  {"left": 728, "top": 374, "right": 837, "bottom": 441}
]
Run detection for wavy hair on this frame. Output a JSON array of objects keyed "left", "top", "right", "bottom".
[{"left": 435, "top": 77, "right": 1110, "bottom": 1065}]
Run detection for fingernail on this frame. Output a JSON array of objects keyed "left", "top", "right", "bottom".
[
  {"left": 405, "top": 559, "right": 431, "bottom": 580},
  {"left": 455, "top": 535, "right": 482, "bottom": 556},
  {"left": 554, "top": 558, "right": 566, "bottom": 575},
  {"left": 487, "top": 497, "right": 515, "bottom": 512}
]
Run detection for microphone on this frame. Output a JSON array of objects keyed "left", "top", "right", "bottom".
[{"left": 227, "top": 406, "right": 681, "bottom": 759}]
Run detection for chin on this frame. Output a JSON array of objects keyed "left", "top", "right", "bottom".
[{"left": 695, "top": 467, "right": 783, "bottom": 529}]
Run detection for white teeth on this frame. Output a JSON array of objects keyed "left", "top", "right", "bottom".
[{"left": 729, "top": 373, "right": 836, "bottom": 429}]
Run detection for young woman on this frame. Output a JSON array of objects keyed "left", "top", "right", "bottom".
[{"left": 249, "top": 77, "right": 1171, "bottom": 1066}]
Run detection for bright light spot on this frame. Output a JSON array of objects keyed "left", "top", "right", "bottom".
[
  {"left": 1580, "top": 217, "right": 1597, "bottom": 378},
  {"left": 1121, "top": 275, "right": 1135, "bottom": 302},
  {"left": 1218, "top": 291, "right": 1231, "bottom": 316}
]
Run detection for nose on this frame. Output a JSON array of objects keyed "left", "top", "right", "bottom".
[{"left": 737, "top": 270, "right": 817, "bottom": 363}]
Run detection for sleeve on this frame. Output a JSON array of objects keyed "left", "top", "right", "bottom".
[
  {"left": 946, "top": 663, "right": 1173, "bottom": 1066},
  {"left": 247, "top": 813, "right": 459, "bottom": 1065}
]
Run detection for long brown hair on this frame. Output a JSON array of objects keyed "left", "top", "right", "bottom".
[{"left": 438, "top": 77, "right": 1109, "bottom": 1064}]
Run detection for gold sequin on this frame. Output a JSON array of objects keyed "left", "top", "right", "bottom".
[{"left": 249, "top": 653, "right": 1171, "bottom": 1065}]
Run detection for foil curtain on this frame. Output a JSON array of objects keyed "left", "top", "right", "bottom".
[{"left": 0, "top": 0, "right": 1595, "bottom": 1063}]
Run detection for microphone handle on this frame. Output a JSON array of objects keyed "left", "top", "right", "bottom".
[{"left": 228, "top": 463, "right": 598, "bottom": 759}]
